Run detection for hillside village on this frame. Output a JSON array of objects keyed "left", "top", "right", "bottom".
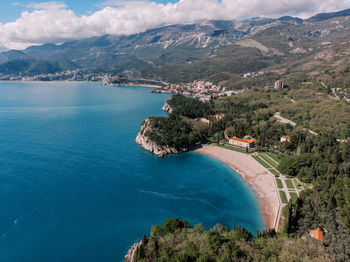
[{"left": 152, "top": 79, "right": 245, "bottom": 102}]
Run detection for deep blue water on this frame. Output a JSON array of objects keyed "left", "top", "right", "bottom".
[{"left": 0, "top": 81, "right": 263, "bottom": 262}]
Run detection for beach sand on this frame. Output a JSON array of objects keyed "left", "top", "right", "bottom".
[{"left": 194, "top": 146, "right": 281, "bottom": 230}]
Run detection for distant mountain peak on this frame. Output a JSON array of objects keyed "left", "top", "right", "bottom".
[
  {"left": 308, "top": 8, "right": 350, "bottom": 21},
  {"left": 0, "top": 7, "right": 350, "bottom": 78},
  {"left": 277, "top": 16, "right": 303, "bottom": 23}
]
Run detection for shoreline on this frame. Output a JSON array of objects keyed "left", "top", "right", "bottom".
[
  {"left": 194, "top": 145, "right": 281, "bottom": 230},
  {"left": 0, "top": 80, "right": 163, "bottom": 88},
  {"left": 108, "top": 83, "right": 163, "bottom": 88}
]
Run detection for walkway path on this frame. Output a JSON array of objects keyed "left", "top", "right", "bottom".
[
  {"left": 274, "top": 112, "right": 318, "bottom": 136},
  {"left": 273, "top": 112, "right": 296, "bottom": 127},
  {"left": 252, "top": 152, "right": 303, "bottom": 210}
]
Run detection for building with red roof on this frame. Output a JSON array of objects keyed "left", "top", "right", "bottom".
[
  {"left": 308, "top": 228, "right": 323, "bottom": 242},
  {"left": 229, "top": 137, "right": 256, "bottom": 148}
]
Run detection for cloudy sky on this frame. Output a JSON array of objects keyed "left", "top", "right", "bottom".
[{"left": 0, "top": 0, "right": 349, "bottom": 50}]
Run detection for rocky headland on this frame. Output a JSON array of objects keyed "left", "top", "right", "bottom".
[
  {"left": 161, "top": 101, "right": 173, "bottom": 113},
  {"left": 135, "top": 118, "right": 187, "bottom": 157}
]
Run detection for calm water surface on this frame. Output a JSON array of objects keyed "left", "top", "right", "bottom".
[{"left": 0, "top": 81, "right": 263, "bottom": 262}]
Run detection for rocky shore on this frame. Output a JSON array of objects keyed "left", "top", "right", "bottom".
[
  {"left": 161, "top": 101, "right": 173, "bottom": 113},
  {"left": 125, "top": 241, "right": 142, "bottom": 262},
  {"left": 135, "top": 118, "right": 186, "bottom": 157}
]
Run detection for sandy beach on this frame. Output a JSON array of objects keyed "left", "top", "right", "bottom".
[{"left": 194, "top": 146, "right": 281, "bottom": 230}]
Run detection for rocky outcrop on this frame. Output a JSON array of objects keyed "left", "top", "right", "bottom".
[
  {"left": 135, "top": 118, "right": 184, "bottom": 157},
  {"left": 161, "top": 97, "right": 174, "bottom": 113},
  {"left": 125, "top": 241, "right": 142, "bottom": 262},
  {"left": 161, "top": 101, "right": 173, "bottom": 113}
]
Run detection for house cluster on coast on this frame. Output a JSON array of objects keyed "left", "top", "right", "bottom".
[
  {"left": 0, "top": 70, "right": 110, "bottom": 82},
  {"left": 152, "top": 79, "right": 243, "bottom": 102}
]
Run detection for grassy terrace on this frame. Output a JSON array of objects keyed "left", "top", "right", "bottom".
[
  {"left": 279, "top": 190, "right": 288, "bottom": 204},
  {"left": 264, "top": 152, "right": 281, "bottom": 163},
  {"left": 276, "top": 178, "right": 283, "bottom": 189},
  {"left": 252, "top": 155, "right": 271, "bottom": 169},
  {"left": 290, "top": 192, "right": 298, "bottom": 203},
  {"left": 260, "top": 154, "right": 279, "bottom": 168},
  {"left": 211, "top": 146, "right": 300, "bottom": 206},
  {"left": 216, "top": 144, "right": 248, "bottom": 154},
  {"left": 285, "top": 179, "right": 295, "bottom": 190},
  {"left": 252, "top": 154, "right": 282, "bottom": 177},
  {"left": 269, "top": 168, "right": 280, "bottom": 177}
]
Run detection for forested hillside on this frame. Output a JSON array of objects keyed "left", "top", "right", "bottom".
[{"left": 133, "top": 219, "right": 331, "bottom": 261}]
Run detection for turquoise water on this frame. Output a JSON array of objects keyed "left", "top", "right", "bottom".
[{"left": 0, "top": 82, "right": 263, "bottom": 262}]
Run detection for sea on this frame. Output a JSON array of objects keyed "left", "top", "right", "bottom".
[{"left": 0, "top": 81, "right": 263, "bottom": 262}]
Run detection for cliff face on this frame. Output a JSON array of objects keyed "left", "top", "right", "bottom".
[
  {"left": 125, "top": 241, "right": 142, "bottom": 262},
  {"left": 161, "top": 101, "right": 173, "bottom": 113},
  {"left": 135, "top": 118, "right": 183, "bottom": 157}
]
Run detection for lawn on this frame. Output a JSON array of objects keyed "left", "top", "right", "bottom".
[
  {"left": 290, "top": 192, "right": 298, "bottom": 203},
  {"left": 217, "top": 144, "right": 248, "bottom": 154},
  {"left": 260, "top": 154, "right": 279, "bottom": 168},
  {"left": 276, "top": 178, "right": 283, "bottom": 189},
  {"left": 269, "top": 168, "right": 280, "bottom": 177},
  {"left": 252, "top": 155, "right": 272, "bottom": 169},
  {"left": 264, "top": 152, "right": 281, "bottom": 163},
  {"left": 279, "top": 190, "right": 288, "bottom": 204},
  {"left": 285, "top": 179, "right": 295, "bottom": 190}
]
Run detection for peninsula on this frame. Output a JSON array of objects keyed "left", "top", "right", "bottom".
[{"left": 135, "top": 95, "right": 283, "bottom": 230}]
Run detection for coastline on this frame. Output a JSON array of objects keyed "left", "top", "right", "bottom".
[
  {"left": 108, "top": 83, "right": 163, "bottom": 88},
  {"left": 194, "top": 145, "right": 281, "bottom": 230},
  {"left": 0, "top": 80, "right": 163, "bottom": 88}
]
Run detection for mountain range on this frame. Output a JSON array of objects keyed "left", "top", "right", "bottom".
[{"left": 0, "top": 8, "right": 350, "bottom": 82}]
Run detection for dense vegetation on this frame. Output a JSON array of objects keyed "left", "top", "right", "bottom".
[
  {"left": 280, "top": 133, "right": 350, "bottom": 261},
  {"left": 280, "top": 89, "right": 350, "bottom": 138},
  {"left": 144, "top": 115, "right": 208, "bottom": 149},
  {"left": 167, "top": 95, "right": 214, "bottom": 119},
  {"left": 142, "top": 45, "right": 283, "bottom": 84},
  {"left": 134, "top": 219, "right": 331, "bottom": 261}
]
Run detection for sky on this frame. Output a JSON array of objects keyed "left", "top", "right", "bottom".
[{"left": 0, "top": 0, "right": 349, "bottom": 50}]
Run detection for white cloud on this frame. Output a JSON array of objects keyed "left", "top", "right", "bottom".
[
  {"left": 1, "top": 0, "right": 350, "bottom": 50},
  {"left": 25, "top": 2, "right": 68, "bottom": 10},
  {"left": 11, "top": 1, "right": 67, "bottom": 9}
]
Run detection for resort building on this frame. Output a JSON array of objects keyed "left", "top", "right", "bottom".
[
  {"left": 229, "top": 137, "right": 256, "bottom": 148},
  {"left": 308, "top": 228, "right": 323, "bottom": 242},
  {"left": 280, "top": 136, "right": 290, "bottom": 142}
]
